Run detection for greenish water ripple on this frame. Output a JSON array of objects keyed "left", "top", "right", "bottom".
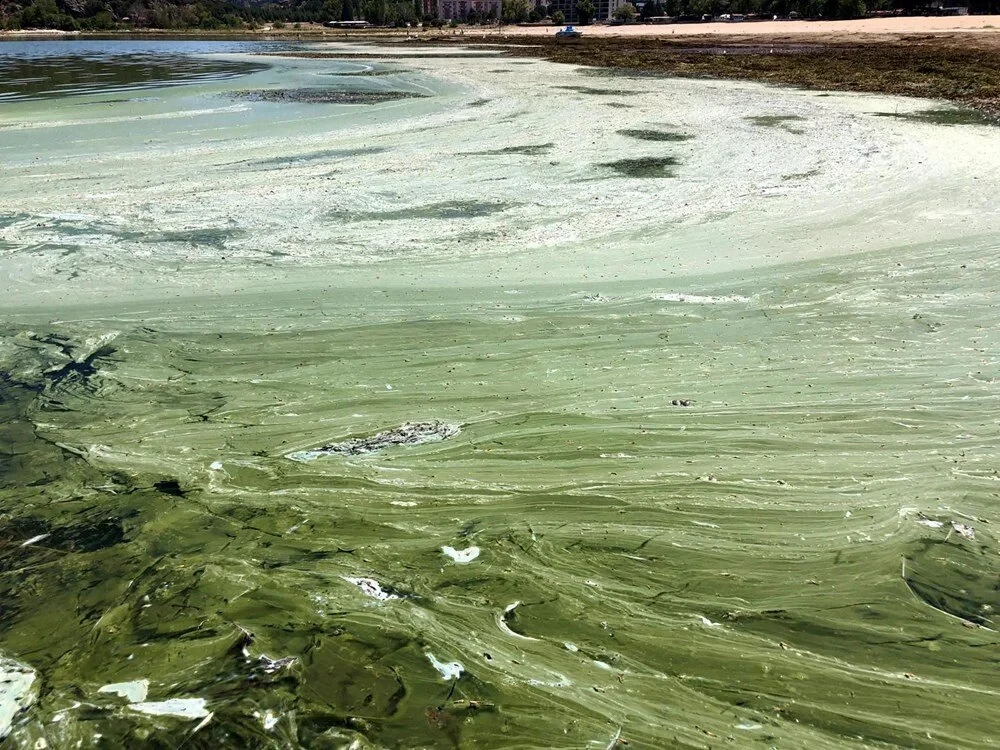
[
  {"left": 1, "top": 38, "right": 1000, "bottom": 750},
  {"left": 2, "top": 236, "right": 999, "bottom": 748}
]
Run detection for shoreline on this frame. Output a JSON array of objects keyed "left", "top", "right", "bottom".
[
  {"left": 447, "top": 28, "right": 1000, "bottom": 121},
  {"left": 4, "top": 14, "right": 1000, "bottom": 39},
  {"left": 7, "top": 18, "right": 993, "bottom": 120}
]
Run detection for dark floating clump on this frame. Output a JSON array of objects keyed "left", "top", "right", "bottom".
[
  {"left": 556, "top": 85, "right": 644, "bottom": 96},
  {"left": 333, "top": 200, "right": 513, "bottom": 222},
  {"left": 154, "top": 479, "right": 187, "bottom": 498},
  {"left": 618, "top": 128, "right": 694, "bottom": 142},
  {"left": 471, "top": 143, "right": 555, "bottom": 156},
  {"left": 152, "top": 228, "right": 243, "bottom": 248},
  {"left": 321, "top": 68, "right": 404, "bottom": 77},
  {"left": 873, "top": 108, "right": 991, "bottom": 126},
  {"left": 38, "top": 337, "right": 117, "bottom": 388},
  {"left": 781, "top": 167, "right": 821, "bottom": 181},
  {"left": 745, "top": 114, "right": 806, "bottom": 132},
  {"left": 248, "top": 147, "right": 387, "bottom": 169},
  {"left": 232, "top": 88, "right": 427, "bottom": 105},
  {"left": 287, "top": 421, "right": 461, "bottom": 461},
  {"left": 467, "top": 98, "right": 491, "bottom": 108},
  {"left": 599, "top": 156, "right": 680, "bottom": 178},
  {"left": 577, "top": 67, "right": 661, "bottom": 79}
]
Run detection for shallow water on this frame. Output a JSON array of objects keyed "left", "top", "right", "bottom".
[
  {"left": 1, "top": 39, "right": 999, "bottom": 750},
  {"left": 0, "top": 40, "right": 282, "bottom": 101}
]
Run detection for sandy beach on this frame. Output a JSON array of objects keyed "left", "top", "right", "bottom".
[
  {"left": 4, "top": 15, "right": 1000, "bottom": 40},
  {"left": 484, "top": 15, "right": 1000, "bottom": 38}
]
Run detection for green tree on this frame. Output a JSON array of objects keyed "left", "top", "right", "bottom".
[
  {"left": 575, "top": 0, "right": 595, "bottom": 22},
  {"left": 640, "top": 0, "right": 663, "bottom": 17},
  {"left": 837, "top": 0, "right": 865, "bottom": 16},
  {"left": 502, "top": 0, "right": 532, "bottom": 21},
  {"left": 551, "top": 8, "right": 565, "bottom": 21},
  {"left": 613, "top": 1, "right": 637, "bottom": 18}
]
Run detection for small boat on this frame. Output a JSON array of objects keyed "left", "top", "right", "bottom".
[{"left": 555, "top": 25, "right": 582, "bottom": 40}]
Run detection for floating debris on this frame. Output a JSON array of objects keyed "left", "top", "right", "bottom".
[
  {"left": 652, "top": 292, "right": 750, "bottom": 304},
  {"left": 342, "top": 576, "right": 401, "bottom": 601},
  {"left": 426, "top": 653, "right": 464, "bottom": 681},
  {"left": 618, "top": 128, "right": 694, "bottom": 142},
  {"left": 254, "top": 710, "right": 279, "bottom": 731},
  {"left": 670, "top": 399, "right": 692, "bottom": 407},
  {"left": 442, "top": 545, "right": 480, "bottom": 564},
  {"left": 950, "top": 522, "right": 976, "bottom": 540},
  {"left": 256, "top": 655, "right": 297, "bottom": 675},
  {"left": 98, "top": 679, "right": 149, "bottom": 703},
  {"left": 0, "top": 656, "right": 36, "bottom": 740},
  {"left": 19, "top": 534, "right": 49, "bottom": 548},
  {"left": 287, "top": 421, "right": 461, "bottom": 461},
  {"left": 129, "top": 698, "right": 210, "bottom": 719},
  {"left": 604, "top": 726, "right": 624, "bottom": 750}
]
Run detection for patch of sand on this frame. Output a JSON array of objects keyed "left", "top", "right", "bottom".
[{"left": 466, "top": 15, "right": 1000, "bottom": 39}]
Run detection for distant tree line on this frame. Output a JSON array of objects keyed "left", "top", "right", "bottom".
[
  {"left": 2, "top": 0, "right": 998, "bottom": 31},
  {"left": 0, "top": 0, "right": 421, "bottom": 31}
]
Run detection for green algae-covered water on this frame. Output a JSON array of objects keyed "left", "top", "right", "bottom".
[{"left": 1, "top": 39, "right": 999, "bottom": 750}]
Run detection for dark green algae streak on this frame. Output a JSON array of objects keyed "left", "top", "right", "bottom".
[{"left": 2, "top": 242, "right": 1000, "bottom": 749}]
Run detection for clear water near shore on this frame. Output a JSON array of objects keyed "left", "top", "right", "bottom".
[{"left": 1, "top": 39, "right": 999, "bottom": 750}]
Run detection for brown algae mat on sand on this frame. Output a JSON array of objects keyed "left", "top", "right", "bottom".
[{"left": 443, "top": 31, "right": 1000, "bottom": 121}]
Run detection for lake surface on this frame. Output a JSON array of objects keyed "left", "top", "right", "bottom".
[
  {"left": 0, "top": 39, "right": 282, "bottom": 101},
  {"left": 1, "top": 38, "right": 998, "bottom": 750}
]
